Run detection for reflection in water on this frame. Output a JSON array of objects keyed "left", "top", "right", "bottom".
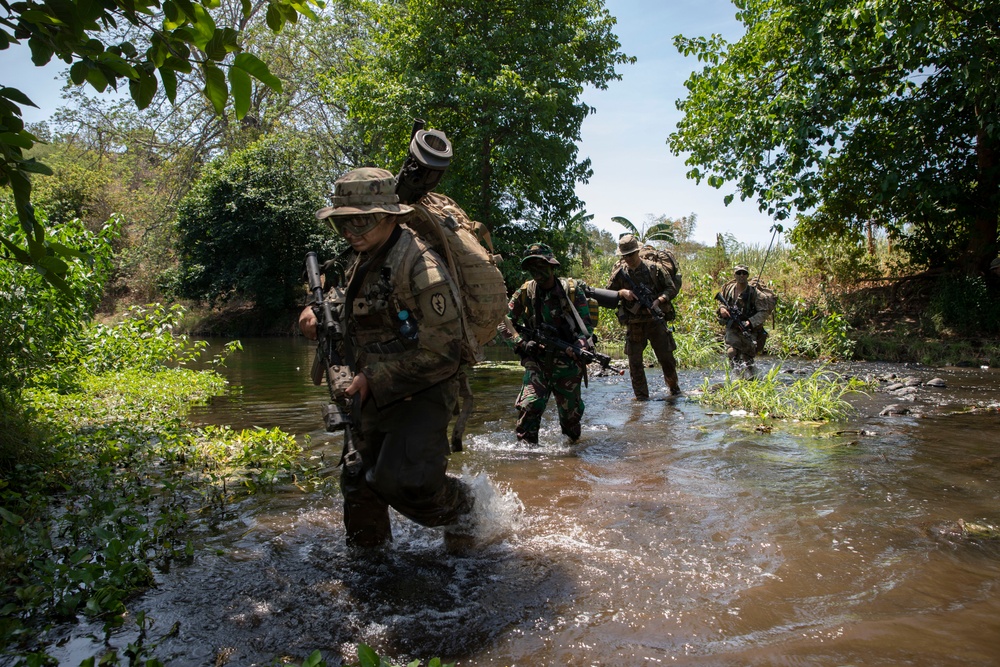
[{"left": 50, "top": 339, "right": 1000, "bottom": 666}]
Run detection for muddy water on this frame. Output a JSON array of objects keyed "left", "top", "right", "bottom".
[{"left": 55, "top": 339, "right": 1000, "bottom": 666}]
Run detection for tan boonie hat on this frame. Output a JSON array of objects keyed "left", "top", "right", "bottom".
[
  {"left": 734, "top": 264, "right": 750, "bottom": 275},
  {"left": 990, "top": 256, "right": 1000, "bottom": 270},
  {"left": 520, "top": 243, "right": 560, "bottom": 268},
  {"left": 315, "top": 167, "right": 413, "bottom": 220},
  {"left": 616, "top": 234, "right": 640, "bottom": 256}
]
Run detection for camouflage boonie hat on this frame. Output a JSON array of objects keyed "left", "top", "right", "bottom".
[
  {"left": 733, "top": 264, "right": 750, "bottom": 275},
  {"left": 315, "top": 167, "right": 413, "bottom": 220},
  {"left": 616, "top": 234, "right": 640, "bottom": 256},
  {"left": 520, "top": 243, "right": 560, "bottom": 269},
  {"left": 990, "top": 256, "right": 1000, "bottom": 271}
]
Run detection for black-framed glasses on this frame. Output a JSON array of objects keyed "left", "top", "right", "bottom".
[{"left": 330, "top": 215, "right": 382, "bottom": 236}]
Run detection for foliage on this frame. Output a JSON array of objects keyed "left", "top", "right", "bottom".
[
  {"left": 329, "top": 0, "right": 634, "bottom": 231},
  {"left": 172, "top": 134, "right": 339, "bottom": 312},
  {"left": 698, "top": 365, "right": 871, "bottom": 421},
  {"left": 923, "top": 274, "right": 1000, "bottom": 336},
  {"left": 669, "top": 0, "right": 1000, "bottom": 272},
  {"left": 610, "top": 215, "right": 679, "bottom": 245},
  {"left": 287, "top": 645, "right": 453, "bottom": 667},
  {"left": 1, "top": 0, "right": 322, "bottom": 289},
  {"left": 0, "top": 305, "right": 313, "bottom": 662},
  {"left": 0, "top": 202, "right": 117, "bottom": 395}
]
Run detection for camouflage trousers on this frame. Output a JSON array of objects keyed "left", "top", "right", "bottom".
[
  {"left": 724, "top": 324, "right": 759, "bottom": 362},
  {"left": 515, "top": 358, "right": 585, "bottom": 443},
  {"left": 340, "top": 376, "right": 472, "bottom": 548},
  {"left": 625, "top": 320, "right": 679, "bottom": 399}
]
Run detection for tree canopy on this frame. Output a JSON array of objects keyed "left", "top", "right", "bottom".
[
  {"left": 1, "top": 0, "right": 321, "bottom": 288},
  {"left": 669, "top": 0, "right": 1000, "bottom": 272},
  {"left": 330, "top": 0, "right": 634, "bottom": 232}
]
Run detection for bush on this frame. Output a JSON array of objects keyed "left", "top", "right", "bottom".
[{"left": 173, "top": 135, "right": 342, "bottom": 313}]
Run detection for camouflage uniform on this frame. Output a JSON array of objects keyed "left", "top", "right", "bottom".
[
  {"left": 606, "top": 235, "right": 680, "bottom": 399},
  {"left": 316, "top": 168, "right": 471, "bottom": 548},
  {"left": 715, "top": 266, "right": 773, "bottom": 365},
  {"left": 500, "top": 244, "right": 594, "bottom": 444}
]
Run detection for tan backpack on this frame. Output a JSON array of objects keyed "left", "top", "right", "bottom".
[
  {"left": 615, "top": 244, "right": 682, "bottom": 291},
  {"left": 401, "top": 192, "right": 508, "bottom": 365}
]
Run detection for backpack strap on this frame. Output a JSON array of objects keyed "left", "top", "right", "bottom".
[{"left": 560, "top": 278, "right": 591, "bottom": 340}]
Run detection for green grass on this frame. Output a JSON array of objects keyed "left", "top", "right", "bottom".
[{"left": 697, "top": 365, "right": 872, "bottom": 421}]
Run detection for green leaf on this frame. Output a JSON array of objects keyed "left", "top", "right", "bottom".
[
  {"left": 202, "top": 63, "right": 228, "bottom": 114},
  {"left": 265, "top": 3, "right": 284, "bottom": 31},
  {"left": 188, "top": 4, "right": 217, "bottom": 50},
  {"left": 0, "top": 132, "right": 33, "bottom": 149},
  {"left": 233, "top": 53, "right": 282, "bottom": 92},
  {"left": 301, "top": 650, "right": 326, "bottom": 667},
  {"left": 129, "top": 71, "right": 158, "bottom": 110},
  {"left": 0, "top": 87, "right": 36, "bottom": 107},
  {"left": 357, "top": 644, "right": 380, "bottom": 667},
  {"left": 0, "top": 507, "right": 23, "bottom": 525},
  {"left": 159, "top": 68, "right": 178, "bottom": 103},
  {"left": 228, "top": 66, "right": 251, "bottom": 119}
]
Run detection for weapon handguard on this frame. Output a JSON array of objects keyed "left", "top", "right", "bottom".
[{"left": 305, "top": 251, "right": 363, "bottom": 477}]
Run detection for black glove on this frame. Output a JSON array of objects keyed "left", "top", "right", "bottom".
[{"left": 515, "top": 339, "right": 540, "bottom": 357}]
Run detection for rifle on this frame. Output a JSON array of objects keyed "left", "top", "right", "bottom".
[
  {"left": 305, "top": 251, "right": 362, "bottom": 477},
  {"left": 619, "top": 268, "right": 673, "bottom": 333},
  {"left": 507, "top": 317, "right": 611, "bottom": 369},
  {"left": 714, "top": 292, "right": 754, "bottom": 340}
]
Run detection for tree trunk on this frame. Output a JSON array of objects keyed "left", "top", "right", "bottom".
[{"left": 969, "top": 109, "right": 1000, "bottom": 273}]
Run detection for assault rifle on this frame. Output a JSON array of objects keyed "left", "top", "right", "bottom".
[
  {"left": 305, "top": 251, "right": 362, "bottom": 477},
  {"left": 714, "top": 292, "right": 754, "bottom": 340},
  {"left": 619, "top": 269, "right": 673, "bottom": 333},
  {"left": 507, "top": 318, "right": 611, "bottom": 370}
]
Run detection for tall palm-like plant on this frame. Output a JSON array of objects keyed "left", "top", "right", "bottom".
[{"left": 612, "top": 215, "right": 678, "bottom": 245}]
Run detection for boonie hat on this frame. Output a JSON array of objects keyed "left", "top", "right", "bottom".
[
  {"left": 990, "top": 256, "right": 1000, "bottom": 271},
  {"left": 520, "top": 243, "right": 560, "bottom": 269},
  {"left": 734, "top": 264, "right": 750, "bottom": 275},
  {"left": 616, "top": 234, "right": 640, "bottom": 256},
  {"left": 315, "top": 168, "right": 413, "bottom": 221}
]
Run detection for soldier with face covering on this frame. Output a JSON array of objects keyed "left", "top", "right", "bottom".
[
  {"left": 299, "top": 167, "right": 474, "bottom": 551},
  {"left": 498, "top": 243, "right": 595, "bottom": 445}
]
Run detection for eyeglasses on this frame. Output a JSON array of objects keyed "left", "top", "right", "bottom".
[
  {"left": 735, "top": 271, "right": 749, "bottom": 276},
  {"left": 330, "top": 215, "right": 383, "bottom": 236}
]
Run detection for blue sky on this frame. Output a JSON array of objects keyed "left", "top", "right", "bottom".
[{"left": 1, "top": 0, "right": 780, "bottom": 247}]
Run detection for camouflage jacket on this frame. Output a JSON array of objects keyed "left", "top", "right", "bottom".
[
  {"left": 501, "top": 277, "right": 594, "bottom": 366},
  {"left": 339, "top": 225, "right": 462, "bottom": 408},
  {"left": 605, "top": 258, "right": 677, "bottom": 324},
  {"left": 715, "top": 281, "right": 771, "bottom": 329}
]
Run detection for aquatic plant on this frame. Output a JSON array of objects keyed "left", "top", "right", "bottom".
[
  {"left": 0, "top": 306, "right": 313, "bottom": 662},
  {"left": 697, "top": 365, "right": 871, "bottom": 421}
]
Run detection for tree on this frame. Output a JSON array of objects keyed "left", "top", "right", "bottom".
[
  {"left": 611, "top": 215, "right": 678, "bottom": 245},
  {"left": 172, "top": 134, "right": 339, "bottom": 313},
  {"left": 0, "top": 0, "right": 321, "bottom": 289},
  {"left": 330, "top": 0, "right": 634, "bottom": 233},
  {"left": 669, "top": 0, "right": 1000, "bottom": 273}
]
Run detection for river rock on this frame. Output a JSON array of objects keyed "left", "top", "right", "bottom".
[
  {"left": 903, "top": 377, "right": 922, "bottom": 387},
  {"left": 884, "top": 382, "right": 905, "bottom": 392},
  {"left": 925, "top": 377, "right": 947, "bottom": 388},
  {"left": 892, "top": 386, "right": 919, "bottom": 397},
  {"left": 880, "top": 404, "right": 910, "bottom": 416}
]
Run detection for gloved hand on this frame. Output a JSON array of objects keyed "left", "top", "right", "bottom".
[
  {"left": 650, "top": 301, "right": 663, "bottom": 316},
  {"left": 515, "top": 339, "right": 539, "bottom": 356}
]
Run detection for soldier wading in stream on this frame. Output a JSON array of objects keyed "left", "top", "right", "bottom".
[{"left": 299, "top": 167, "right": 475, "bottom": 552}]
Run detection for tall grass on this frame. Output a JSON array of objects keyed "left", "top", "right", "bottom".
[{"left": 698, "top": 365, "right": 872, "bottom": 421}]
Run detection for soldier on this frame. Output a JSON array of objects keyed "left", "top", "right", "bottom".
[
  {"left": 605, "top": 234, "right": 681, "bottom": 400},
  {"left": 499, "top": 243, "right": 595, "bottom": 444},
  {"left": 298, "top": 167, "right": 473, "bottom": 550},
  {"left": 715, "top": 264, "right": 775, "bottom": 372}
]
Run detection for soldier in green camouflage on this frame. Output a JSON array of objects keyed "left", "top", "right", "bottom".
[
  {"left": 498, "top": 243, "right": 595, "bottom": 444},
  {"left": 299, "top": 167, "right": 473, "bottom": 549}
]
